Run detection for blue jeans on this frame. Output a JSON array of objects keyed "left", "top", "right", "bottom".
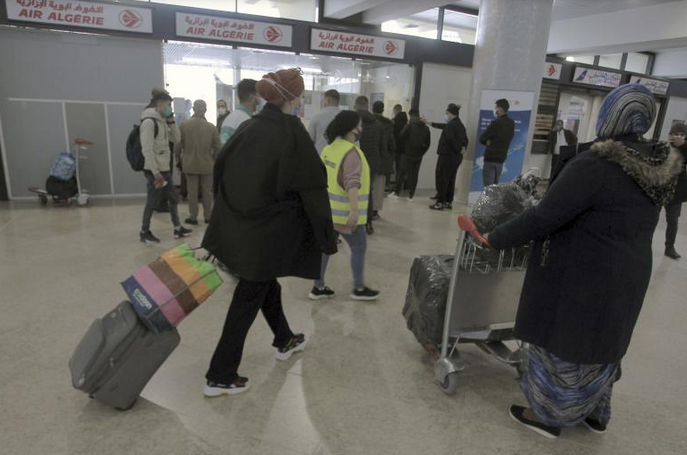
[
  {"left": 315, "top": 225, "right": 367, "bottom": 290},
  {"left": 141, "top": 171, "right": 180, "bottom": 231},
  {"left": 482, "top": 162, "right": 504, "bottom": 187}
]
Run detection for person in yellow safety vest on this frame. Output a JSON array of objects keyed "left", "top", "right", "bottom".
[{"left": 309, "top": 111, "right": 380, "bottom": 301}]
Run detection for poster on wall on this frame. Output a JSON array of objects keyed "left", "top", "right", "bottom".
[
  {"left": 470, "top": 89, "right": 535, "bottom": 199},
  {"left": 5, "top": 0, "right": 153, "bottom": 33},
  {"left": 311, "top": 29, "right": 406, "bottom": 60},
  {"left": 629, "top": 76, "right": 670, "bottom": 96},
  {"left": 573, "top": 67, "right": 621, "bottom": 88},
  {"left": 543, "top": 62, "right": 562, "bottom": 80},
  {"left": 176, "top": 13, "right": 293, "bottom": 48}
]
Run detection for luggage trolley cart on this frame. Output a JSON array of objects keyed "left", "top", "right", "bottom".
[{"left": 432, "top": 215, "right": 529, "bottom": 394}]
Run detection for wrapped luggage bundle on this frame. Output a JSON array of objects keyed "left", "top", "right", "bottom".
[{"left": 402, "top": 255, "right": 454, "bottom": 345}]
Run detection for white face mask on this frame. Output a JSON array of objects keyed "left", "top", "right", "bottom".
[
  {"left": 217, "top": 108, "right": 227, "bottom": 116},
  {"left": 444, "top": 114, "right": 450, "bottom": 123},
  {"left": 494, "top": 110, "right": 499, "bottom": 118}
]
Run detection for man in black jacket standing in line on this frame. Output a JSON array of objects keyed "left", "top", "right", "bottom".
[
  {"left": 549, "top": 120, "right": 578, "bottom": 179},
  {"left": 392, "top": 104, "right": 408, "bottom": 188},
  {"left": 480, "top": 98, "right": 515, "bottom": 186},
  {"left": 355, "top": 96, "right": 383, "bottom": 235},
  {"left": 427, "top": 103, "right": 468, "bottom": 210},
  {"left": 665, "top": 122, "right": 687, "bottom": 259}
]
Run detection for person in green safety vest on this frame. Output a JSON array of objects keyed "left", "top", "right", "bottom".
[{"left": 309, "top": 110, "right": 380, "bottom": 302}]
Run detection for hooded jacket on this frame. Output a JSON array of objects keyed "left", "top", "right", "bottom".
[
  {"left": 140, "top": 107, "right": 180, "bottom": 175},
  {"left": 373, "top": 113, "right": 396, "bottom": 176},
  {"left": 357, "top": 109, "right": 383, "bottom": 174},
  {"left": 202, "top": 103, "right": 337, "bottom": 282},
  {"left": 489, "top": 138, "right": 682, "bottom": 364}
]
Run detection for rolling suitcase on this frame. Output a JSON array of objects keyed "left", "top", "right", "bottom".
[{"left": 69, "top": 301, "right": 180, "bottom": 411}]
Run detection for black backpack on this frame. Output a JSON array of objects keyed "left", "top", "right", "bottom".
[{"left": 126, "top": 117, "right": 159, "bottom": 171}]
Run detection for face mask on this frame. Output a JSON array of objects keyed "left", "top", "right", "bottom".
[
  {"left": 494, "top": 110, "right": 499, "bottom": 118},
  {"left": 444, "top": 114, "right": 450, "bottom": 123},
  {"left": 556, "top": 126, "right": 563, "bottom": 131},
  {"left": 217, "top": 108, "right": 227, "bottom": 116},
  {"left": 291, "top": 106, "right": 301, "bottom": 117},
  {"left": 163, "top": 106, "right": 173, "bottom": 118}
]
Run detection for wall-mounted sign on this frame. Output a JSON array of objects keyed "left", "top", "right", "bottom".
[
  {"left": 630, "top": 76, "right": 670, "bottom": 96},
  {"left": 573, "top": 67, "right": 622, "bottom": 88},
  {"left": 543, "top": 62, "right": 562, "bottom": 80},
  {"left": 310, "top": 28, "right": 406, "bottom": 60},
  {"left": 5, "top": 0, "right": 152, "bottom": 33},
  {"left": 176, "top": 13, "right": 293, "bottom": 48}
]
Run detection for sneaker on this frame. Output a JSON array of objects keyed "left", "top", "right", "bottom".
[
  {"left": 184, "top": 218, "right": 199, "bottom": 225},
  {"left": 583, "top": 417, "right": 607, "bottom": 434},
  {"left": 174, "top": 226, "right": 193, "bottom": 239},
  {"left": 665, "top": 246, "right": 681, "bottom": 260},
  {"left": 429, "top": 202, "right": 444, "bottom": 211},
  {"left": 408, "top": 197, "right": 414, "bottom": 202},
  {"left": 140, "top": 230, "right": 160, "bottom": 244},
  {"left": 509, "top": 405, "right": 561, "bottom": 439},
  {"left": 443, "top": 203, "right": 453, "bottom": 210},
  {"left": 276, "top": 334, "right": 307, "bottom": 361},
  {"left": 388, "top": 192, "right": 399, "bottom": 200},
  {"left": 351, "top": 287, "right": 380, "bottom": 301},
  {"left": 309, "top": 286, "right": 335, "bottom": 301},
  {"left": 203, "top": 377, "right": 250, "bottom": 397}
]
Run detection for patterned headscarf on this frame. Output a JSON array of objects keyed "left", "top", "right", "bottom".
[{"left": 596, "top": 84, "right": 656, "bottom": 140}]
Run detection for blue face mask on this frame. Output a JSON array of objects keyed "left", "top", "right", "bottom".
[
  {"left": 163, "top": 106, "right": 173, "bottom": 118},
  {"left": 292, "top": 107, "right": 300, "bottom": 117}
]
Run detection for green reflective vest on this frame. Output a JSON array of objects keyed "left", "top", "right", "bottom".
[{"left": 321, "top": 138, "right": 370, "bottom": 226}]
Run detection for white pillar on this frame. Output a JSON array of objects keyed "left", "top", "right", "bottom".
[{"left": 457, "top": 0, "right": 554, "bottom": 205}]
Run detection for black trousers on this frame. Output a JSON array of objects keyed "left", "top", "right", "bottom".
[
  {"left": 665, "top": 202, "right": 683, "bottom": 247},
  {"left": 367, "top": 169, "right": 375, "bottom": 224},
  {"left": 435, "top": 155, "right": 462, "bottom": 204},
  {"left": 550, "top": 154, "right": 560, "bottom": 181},
  {"left": 206, "top": 279, "right": 294, "bottom": 383},
  {"left": 395, "top": 156, "right": 423, "bottom": 197}
]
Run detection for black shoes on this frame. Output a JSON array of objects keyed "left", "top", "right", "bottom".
[
  {"left": 174, "top": 226, "right": 193, "bottom": 239},
  {"left": 583, "top": 417, "right": 607, "bottom": 434},
  {"left": 444, "top": 203, "right": 453, "bottom": 210},
  {"left": 139, "top": 230, "right": 161, "bottom": 244},
  {"left": 203, "top": 376, "right": 250, "bottom": 397},
  {"left": 372, "top": 211, "right": 381, "bottom": 221},
  {"left": 509, "top": 405, "right": 561, "bottom": 439},
  {"left": 366, "top": 224, "right": 375, "bottom": 235},
  {"left": 665, "top": 246, "right": 681, "bottom": 260},
  {"left": 309, "top": 286, "right": 336, "bottom": 301},
  {"left": 276, "top": 334, "right": 307, "bottom": 361},
  {"left": 429, "top": 202, "right": 444, "bottom": 211},
  {"left": 351, "top": 287, "right": 380, "bottom": 301},
  {"left": 184, "top": 218, "right": 199, "bottom": 225}
]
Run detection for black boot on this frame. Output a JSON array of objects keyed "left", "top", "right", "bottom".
[{"left": 665, "top": 245, "right": 681, "bottom": 260}]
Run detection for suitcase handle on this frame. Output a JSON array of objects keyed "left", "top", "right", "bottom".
[{"left": 457, "top": 215, "right": 491, "bottom": 248}]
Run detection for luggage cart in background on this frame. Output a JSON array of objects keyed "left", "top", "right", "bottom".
[{"left": 429, "top": 215, "right": 529, "bottom": 395}]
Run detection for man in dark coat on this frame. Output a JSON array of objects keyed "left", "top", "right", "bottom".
[
  {"left": 355, "top": 96, "right": 383, "bottom": 234},
  {"left": 665, "top": 121, "right": 687, "bottom": 259},
  {"left": 202, "top": 69, "right": 337, "bottom": 397},
  {"left": 479, "top": 98, "right": 515, "bottom": 186},
  {"left": 486, "top": 84, "right": 683, "bottom": 439},
  {"left": 372, "top": 100, "right": 395, "bottom": 218},
  {"left": 392, "top": 104, "right": 408, "bottom": 186},
  {"left": 389, "top": 109, "right": 430, "bottom": 200},
  {"left": 548, "top": 120, "right": 578, "bottom": 179},
  {"left": 427, "top": 103, "right": 468, "bottom": 210}
]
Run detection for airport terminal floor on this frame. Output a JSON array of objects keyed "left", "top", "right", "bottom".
[{"left": 0, "top": 195, "right": 685, "bottom": 455}]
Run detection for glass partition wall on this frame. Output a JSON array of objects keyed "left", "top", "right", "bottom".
[{"left": 163, "top": 41, "right": 414, "bottom": 127}]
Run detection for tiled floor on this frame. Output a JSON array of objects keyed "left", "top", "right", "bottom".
[{"left": 1, "top": 195, "right": 686, "bottom": 455}]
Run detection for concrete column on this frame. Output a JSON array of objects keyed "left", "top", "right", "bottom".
[{"left": 456, "top": 0, "right": 554, "bottom": 205}]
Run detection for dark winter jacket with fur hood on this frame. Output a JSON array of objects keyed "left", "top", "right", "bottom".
[{"left": 489, "top": 137, "right": 683, "bottom": 364}]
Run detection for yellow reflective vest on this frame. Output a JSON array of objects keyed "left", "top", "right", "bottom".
[{"left": 321, "top": 138, "right": 370, "bottom": 226}]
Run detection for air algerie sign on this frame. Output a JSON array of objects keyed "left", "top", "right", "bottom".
[
  {"left": 311, "top": 28, "right": 406, "bottom": 60},
  {"left": 176, "top": 13, "right": 293, "bottom": 48},
  {"left": 5, "top": 0, "right": 153, "bottom": 33}
]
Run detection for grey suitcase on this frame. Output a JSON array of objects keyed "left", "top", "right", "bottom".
[{"left": 69, "top": 301, "right": 180, "bottom": 411}]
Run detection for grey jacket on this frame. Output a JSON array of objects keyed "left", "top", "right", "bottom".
[
  {"left": 308, "top": 106, "right": 341, "bottom": 154},
  {"left": 140, "top": 107, "right": 181, "bottom": 175}
]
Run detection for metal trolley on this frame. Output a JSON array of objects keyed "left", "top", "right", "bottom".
[{"left": 430, "top": 215, "right": 529, "bottom": 395}]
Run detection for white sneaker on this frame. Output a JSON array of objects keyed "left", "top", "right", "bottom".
[
  {"left": 388, "top": 192, "right": 399, "bottom": 200},
  {"left": 408, "top": 197, "right": 414, "bottom": 202},
  {"left": 203, "top": 378, "right": 250, "bottom": 397}
]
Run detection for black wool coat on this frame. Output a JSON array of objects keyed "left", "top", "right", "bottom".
[
  {"left": 202, "top": 103, "right": 337, "bottom": 282},
  {"left": 489, "top": 139, "right": 683, "bottom": 364},
  {"left": 357, "top": 109, "right": 383, "bottom": 175}
]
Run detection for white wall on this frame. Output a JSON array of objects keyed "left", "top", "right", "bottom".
[
  {"left": 417, "top": 63, "right": 473, "bottom": 189},
  {"left": 362, "top": 65, "right": 414, "bottom": 117}
]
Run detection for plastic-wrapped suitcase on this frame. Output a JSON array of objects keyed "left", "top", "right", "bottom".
[{"left": 69, "top": 301, "right": 180, "bottom": 411}]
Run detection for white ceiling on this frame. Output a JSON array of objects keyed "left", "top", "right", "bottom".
[{"left": 549, "top": 0, "right": 679, "bottom": 20}]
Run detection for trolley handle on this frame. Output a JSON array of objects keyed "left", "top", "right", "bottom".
[{"left": 457, "top": 215, "right": 492, "bottom": 248}]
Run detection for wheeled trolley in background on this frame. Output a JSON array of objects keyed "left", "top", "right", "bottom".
[
  {"left": 428, "top": 215, "right": 529, "bottom": 395},
  {"left": 28, "top": 138, "right": 92, "bottom": 206}
]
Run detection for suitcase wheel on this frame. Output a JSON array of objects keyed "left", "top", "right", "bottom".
[{"left": 115, "top": 398, "right": 137, "bottom": 412}]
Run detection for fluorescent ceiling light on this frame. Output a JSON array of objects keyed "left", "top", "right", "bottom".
[{"left": 565, "top": 56, "right": 575, "bottom": 62}]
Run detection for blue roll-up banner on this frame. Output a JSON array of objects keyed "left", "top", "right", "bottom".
[{"left": 470, "top": 89, "right": 535, "bottom": 202}]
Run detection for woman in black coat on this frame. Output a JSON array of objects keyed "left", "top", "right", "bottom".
[
  {"left": 664, "top": 121, "right": 687, "bottom": 259},
  {"left": 485, "top": 84, "right": 683, "bottom": 438},
  {"left": 201, "top": 68, "right": 337, "bottom": 397}
]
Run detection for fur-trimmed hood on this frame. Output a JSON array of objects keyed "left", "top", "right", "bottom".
[{"left": 591, "top": 139, "right": 684, "bottom": 206}]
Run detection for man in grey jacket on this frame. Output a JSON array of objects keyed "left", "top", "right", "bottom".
[
  {"left": 139, "top": 89, "right": 191, "bottom": 243},
  {"left": 308, "top": 89, "right": 340, "bottom": 154}
]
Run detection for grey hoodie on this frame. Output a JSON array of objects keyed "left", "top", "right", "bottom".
[{"left": 140, "top": 107, "right": 181, "bottom": 175}]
